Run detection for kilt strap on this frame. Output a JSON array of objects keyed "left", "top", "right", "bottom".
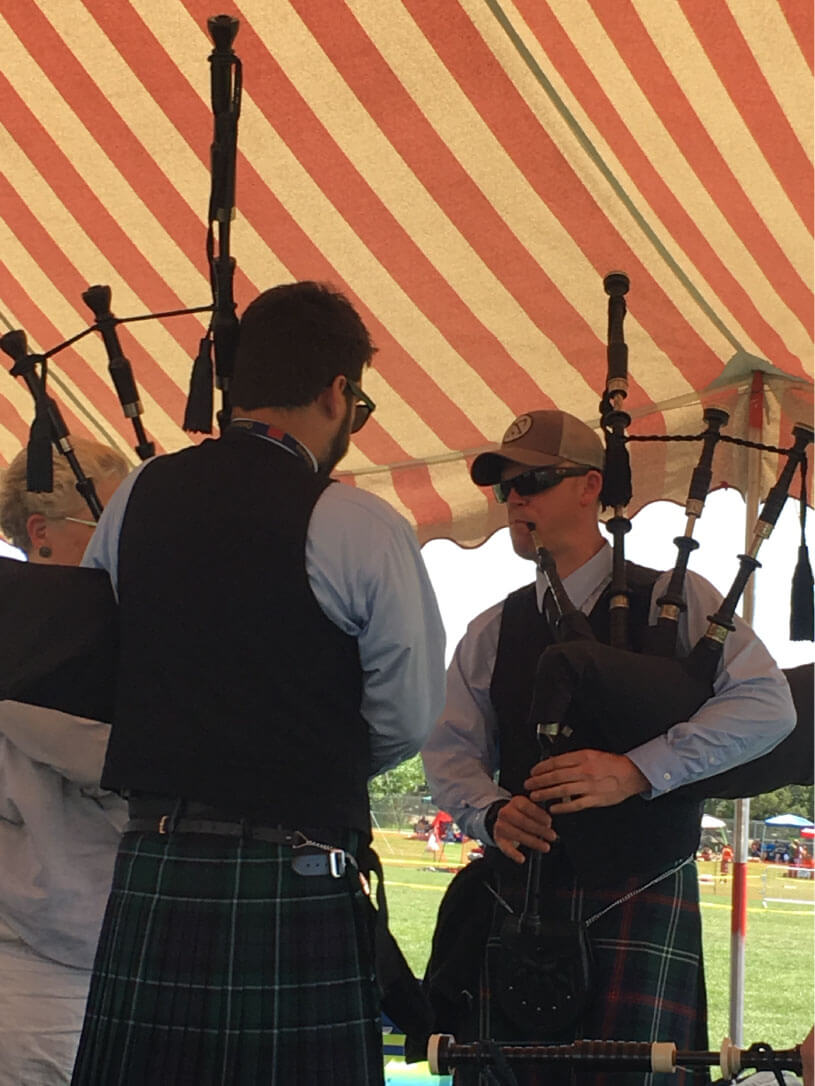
[{"left": 124, "top": 816, "right": 299, "bottom": 844}]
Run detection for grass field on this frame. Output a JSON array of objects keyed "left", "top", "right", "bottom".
[{"left": 374, "top": 829, "right": 814, "bottom": 1052}]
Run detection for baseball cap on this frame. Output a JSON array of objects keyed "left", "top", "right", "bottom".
[{"left": 470, "top": 410, "right": 604, "bottom": 486}]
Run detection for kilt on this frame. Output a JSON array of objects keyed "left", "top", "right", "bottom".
[
  {"left": 71, "top": 830, "right": 383, "bottom": 1086},
  {"left": 434, "top": 851, "right": 707, "bottom": 1086}
]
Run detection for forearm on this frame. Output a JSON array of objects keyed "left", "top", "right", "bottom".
[
  {"left": 422, "top": 740, "right": 508, "bottom": 841},
  {"left": 629, "top": 572, "right": 797, "bottom": 796},
  {"left": 627, "top": 668, "right": 796, "bottom": 796}
]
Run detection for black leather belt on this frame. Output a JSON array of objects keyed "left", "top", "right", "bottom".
[
  {"left": 124, "top": 816, "right": 299, "bottom": 844},
  {"left": 124, "top": 799, "right": 355, "bottom": 878}
]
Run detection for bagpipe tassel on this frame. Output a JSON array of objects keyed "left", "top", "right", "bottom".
[
  {"left": 790, "top": 458, "right": 813, "bottom": 641},
  {"left": 790, "top": 546, "right": 813, "bottom": 641},
  {"left": 26, "top": 400, "right": 53, "bottom": 492},
  {"left": 183, "top": 335, "right": 214, "bottom": 434}
]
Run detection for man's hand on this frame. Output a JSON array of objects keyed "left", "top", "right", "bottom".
[
  {"left": 493, "top": 794, "right": 557, "bottom": 865},
  {"left": 524, "top": 749, "right": 649, "bottom": 813}
]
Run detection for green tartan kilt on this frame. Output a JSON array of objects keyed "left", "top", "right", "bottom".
[
  {"left": 71, "top": 830, "right": 383, "bottom": 1085},
  {"left": 441, "top": 852, "right": 707, "bottom": 1086}
]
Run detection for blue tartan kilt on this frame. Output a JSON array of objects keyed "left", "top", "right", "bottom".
[
  {"left": 71, "top": 830, "right": 384, "bottom": 1086},
  {"left": 440, "top": 852, "right": 707, "bottom": 1086}
]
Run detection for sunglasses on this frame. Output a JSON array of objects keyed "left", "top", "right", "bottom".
[
  {"left": 493, "top": 465, "right": 592, "bottom": 503},
  {"left": 346, "top": 377, "right": 376, "bottom": 434}
]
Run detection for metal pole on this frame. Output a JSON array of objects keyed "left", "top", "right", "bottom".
[{"left": 729, "top": 372, "right": 764, "bottom": 1045}]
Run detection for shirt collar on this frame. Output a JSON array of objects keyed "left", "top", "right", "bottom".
[
  {"left": 534, "top": 541, "right": 612, "bottom": 613},
  {"left": 229, "top": 419, "right": 319, "bottom": 473}
]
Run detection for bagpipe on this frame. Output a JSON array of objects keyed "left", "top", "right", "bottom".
[
  {"left": 0, "top": 14, "right": 241, "bottom": 515},
  {"left": 426, "top": 1035, "right": 804, "bottom": 1085},
  {"left": 413, "top": 275, "right": 813, "bottom": 1075},
  {"left": 513, "top": 273, "right": 812, "bottom": 883},
  {"left": 0, "top": 15, "right": 243, "bottom": 717}
]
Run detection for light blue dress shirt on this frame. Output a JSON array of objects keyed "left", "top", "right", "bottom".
[
  {"left": 422, "top": 542, "right": 795, "bottom": 844},
  {"left": 81, "top": 433, "right": 446, "bottom": 778}
]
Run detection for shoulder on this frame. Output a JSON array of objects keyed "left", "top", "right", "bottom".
[
  {"left": 312, "top": 480, "right": 415, "bottom": 540},
  {"left": 453, "top": 598, "right": 506, "bottom": 673},
  {"left": 681, "top": 568, "right": 726, "bottom": 604}
]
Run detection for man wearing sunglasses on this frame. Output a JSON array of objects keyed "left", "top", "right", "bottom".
[
  {"left": 421, "top": 409, "right": 793, "bottom": 1082},
  {"left": 72, "top": 281, "right": 446, "bottom": 1085}
]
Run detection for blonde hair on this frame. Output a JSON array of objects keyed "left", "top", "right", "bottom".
[{"left": 0, "top": 438, "right": 131, "bottom": 554}]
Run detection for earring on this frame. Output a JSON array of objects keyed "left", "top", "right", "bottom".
[{"left": 38, "top": 545, "right": 52, "bottom": 559}]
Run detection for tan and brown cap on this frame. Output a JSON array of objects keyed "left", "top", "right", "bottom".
[{"left": 471, "top": 410, "right": 604, "bottom": 485}]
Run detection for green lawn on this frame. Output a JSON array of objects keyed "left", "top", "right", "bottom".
[{"left": 375, "top": 830, "right": 814, "bottom": 1052}]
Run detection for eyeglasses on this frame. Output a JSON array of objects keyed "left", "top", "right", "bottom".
[
  {"left": 493, "top": 465, "right": 592, "bottom": 503},
  {"left": 346, "top": 377, "right": 376, "bottom": 434}
]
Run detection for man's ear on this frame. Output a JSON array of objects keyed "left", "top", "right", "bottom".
[
  {"left": 26, "top": 513, "right": 49, "bottom": 552},
  {"left": 581, "top": 470, "right": 604, "bottom": 505},
  {"left": 318, "top": 374, "right": 348, "bottom": 421}
]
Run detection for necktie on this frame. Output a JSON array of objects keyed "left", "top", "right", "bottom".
[{"left": 542, "top": 586, "right": 561, "bottom": 641}]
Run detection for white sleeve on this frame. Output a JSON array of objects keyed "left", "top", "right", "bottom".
[
  {"left": 627, "top": 570, "right": 796, "bottom": 795},
  {"left": 421, "top": 602, "right": 509, "bottom": 842},
  {"left": 307, "top": 484, "right": 447, "bottom": 777}
]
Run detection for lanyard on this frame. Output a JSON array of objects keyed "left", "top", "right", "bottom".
[{"left": 229, "top": 418, "right": 317, "bottom": 471}]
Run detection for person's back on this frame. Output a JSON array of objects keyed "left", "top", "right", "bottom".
[
  {"left": 71, "top": 281, "right": 446, "bottom": 1086},
  {"left": 105, "top": 432, "right": 370, "bottom": 829}
]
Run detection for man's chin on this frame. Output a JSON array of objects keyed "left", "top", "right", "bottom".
[
  {"left": 319, "top": 433, "right": 351, "bottom": 475},
  {"left": 508, "top": 526, "right": 537, "bottom": 561}
]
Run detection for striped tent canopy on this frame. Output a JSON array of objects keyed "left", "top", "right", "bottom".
[{"left": 0, "top": 0, "right": 811, "bottom": 545}]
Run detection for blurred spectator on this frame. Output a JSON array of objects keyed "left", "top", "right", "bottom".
[{"left": 720, "top": 844, "right": 734, "bottom": 876}]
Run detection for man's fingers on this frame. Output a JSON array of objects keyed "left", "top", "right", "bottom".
[
  {"left": 500, "top": 806, "right": 552, "bottom": 836},
  {"left": 494, "top": 827, "right": 552, "bottom": 863},
  {"left": 528, "top": 784, "right": 583, "bottom": 804},
  {"left": 525, "top": 765, "right": 585, "bottom": 791},
  {"left": 493, "top": 796, "right": 557, "bottom": 863},
  {"left": 547, "top": 795, "right": 593, "bottom": 814},
  {"left": 495, "top": 838, "right": 525, "bottom": 864}
]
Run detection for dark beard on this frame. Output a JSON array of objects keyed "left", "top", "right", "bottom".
[{"left": 318, "top": 399, "right": 353, "bottom": 476}]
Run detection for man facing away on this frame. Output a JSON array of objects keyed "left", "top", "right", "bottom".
[
  {"left": 71, "top": 281, "right": 446, "bottom": 1086},
  {"left": 422, "top": 409, "right": 794, "bottom": 1085}
]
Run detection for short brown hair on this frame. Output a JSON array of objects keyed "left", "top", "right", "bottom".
[{"left": 230, "top": 281, "right": 377, "bottom": 410}]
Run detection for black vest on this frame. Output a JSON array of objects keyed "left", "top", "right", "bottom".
[
  {"left": 102, "top": 430, "right": 370, "bottom": 833},
  {"left": 490, "top": 563, "right": 703, "bottom": 886}
]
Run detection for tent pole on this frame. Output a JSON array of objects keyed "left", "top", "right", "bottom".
[{"left": 728, "top": 372, "right": 763, "bottom": 1046}]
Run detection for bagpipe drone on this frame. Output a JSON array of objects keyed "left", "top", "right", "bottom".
[
  {"left": 0, "top": 14, "right": 240, "bottom": 511},
  {"left": 0, "top": 15, "right": 241, "bottom": 718}
]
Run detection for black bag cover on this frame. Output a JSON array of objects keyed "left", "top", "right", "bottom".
[
  {"left": 0, "top": 557, "right": 117, "bottom": 722},
  {"left": 496, "top": 912, "right": 593, "bottom": 1035},
  {"left": 363, "top": 848, "right": 434, "bottom": 1051}
]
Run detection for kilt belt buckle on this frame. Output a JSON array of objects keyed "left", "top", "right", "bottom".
[{"left": 292, "top": 831, "right": 353, "bottom": 879}]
